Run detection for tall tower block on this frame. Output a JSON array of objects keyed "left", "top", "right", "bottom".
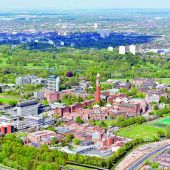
[
  {"left": 129, "top": 45, "right": 136, "bottom": 55},
  {"left": 96, "top": 73, "right": 101, "bottom": 103}
]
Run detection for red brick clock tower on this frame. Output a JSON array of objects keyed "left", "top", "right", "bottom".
[{"left": 96, "top": 73, "right": 101, "bottom": 103}]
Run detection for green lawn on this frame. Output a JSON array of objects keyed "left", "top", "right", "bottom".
[
  {"left": 0, "top": 98, "right": 17, "bottom": 105},
  {"left": 95, "top": 120, "right": 114, "bottom": 127},
  {"left": 0, "top": 93, "right": 20, "bottom": 100},
  {"left": 160, "top": 117, "right": 170, "bottom": 124},
  {"left": 150, "top": 117, "right": 170, "bottom": 128},
  {"left": 160, "top": 78, "right": 170, "bottom": 85},
  {"left": 116, "top": 124, "right": 161, "bottom": 139},
  {"left": 16, "top": 132, "right": 27, "bottom": 138}
]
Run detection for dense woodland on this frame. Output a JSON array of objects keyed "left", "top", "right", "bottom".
[
  {"left": 0, "top": 134, "right": 160, "bottom": 170},
  {"left": 0, "top": 45, "right": 169, "bottom": 88}
]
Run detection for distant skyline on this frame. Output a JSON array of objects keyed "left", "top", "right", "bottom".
[{"left": 0, "top": 0, "right": 170, "bottom": 10}]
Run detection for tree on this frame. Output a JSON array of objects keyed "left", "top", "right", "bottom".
[
  {"left": 47, "top": 126, "right": 56, "bottom": 132},
  {"left": 63, "top": 134, "right": 75, "bottom": 144},
  {"left": 75, "top": 116, "right": 84, "bottom": 124},
  {"left": 88, "top": 119, "right": 95, "bottom": 125},
  {"left": 153, "top": 104, "right": 159, "bottom": 111},
  {"left": 157, "top": 130, "right": 165, "bottom": 138},
  {"left": 51, "top": 137, "right": 58, "bottom": 146},
  {"left": 42, "top": 112, "right": 48, "bottom": 118},
  {"left": 159, "top": 96, "right": 167, "bottom": 103},
  {"left": 66, "top": 71, "right": 74, "bottom": 77},
  {"left": 99, "top": 121, "right": 107, "bottom": 128},
  {"left": 53, "top": 114, "right": 61, "bottom": 120},
  {"left": 151, "top": 162, "right": 159, "bottom": 169},
  {"left": 165, "top": 126, "right": 170, "bottom": 139},
  {"left": 73, "top": 138, "right": 81, "bottom": 145},
  {"left": 41, "top": 100, "right": 49, "bottom": 105},
  {"left": 144, "top": 160, "right": 150, "bottom": 165}
]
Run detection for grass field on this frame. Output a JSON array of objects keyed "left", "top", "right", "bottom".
[
  {"left": 150, "top": 117, "right": 170, "bottom": 128},
  {"left": 0, "top": 98, "right": 17, "bottom": 105},
  {"left": 160, "top": 78, "right": 170, "bottom": 85},
  {"left": 116, "top": 124, "right": 161, "bottom": 139},
  {"left": 159, "top": 118, "right": 170, "bottom": 124}
]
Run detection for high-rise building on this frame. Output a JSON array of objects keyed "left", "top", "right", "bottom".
[
  {"left": 119, "top": 46, "right": 126, "bottom": 54},
  {"left": 108, "top": 46, "right": 114, "bottom": 51},
  {"left": 129, "top": 45, "right": 136, "bottom": 55},
  {"left": 94, "top": 23, "right": 98, "bottom": 29},
  {"left": 96, "top": 73, "right": 101, "bottom": 103},
  {"left": 60, "top": 41, "right": 64, "bottom": 46},
  {"left": 47, "top": 75, "right": 60, "bottom": 92}
]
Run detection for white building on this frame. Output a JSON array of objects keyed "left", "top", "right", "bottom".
[
  {"left": 94, "top": 23, "right": 98, "bottom": 29},
  {"left": 47, "top": 75, "right": 60, "bottom": 92},
  {"left": 16, "top": 76, "right": 32, "bottom": 86},
  {"left": 60, "top": 41, "right": 64, "bottom": 46},
  {"left": 48, "top": 40, "right": 54, "bottom": 45},
  {"left": 108, "top": 46, "right": 113, "bottom": 51},
  {"left": 119, "top": 46, "right": 126, "bottom": 55},
  {"left": 129, "top": 45, "right": 136, "bottom": 55},
  {"left": 16, "top": 75, "right": 46, "bottom": 86}
]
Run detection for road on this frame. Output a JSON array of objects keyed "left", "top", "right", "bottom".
[{"left": 127, "top": 144, "right": 170, "bottom": 170}]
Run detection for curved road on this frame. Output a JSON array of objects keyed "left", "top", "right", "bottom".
[{"left": 127, "top": 144, "right": 170, "bottom": 170}]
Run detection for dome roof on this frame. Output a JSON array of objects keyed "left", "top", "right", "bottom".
[{"left": 106, "top": 103, "right": 112, "bottom": 107}]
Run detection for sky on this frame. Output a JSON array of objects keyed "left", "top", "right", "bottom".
[{"left": 0, "top": 0, "right": 170, "bottom": 10}]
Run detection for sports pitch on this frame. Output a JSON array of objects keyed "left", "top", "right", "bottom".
[{"left": 151, "top": 117, "right": 170, "bottom": 127}]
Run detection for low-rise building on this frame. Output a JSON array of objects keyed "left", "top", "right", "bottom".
[
  {"left": 16, "top": 100, "right": 38, "bottom": 116},
  {"left": 0, "top": 123, "right": 14, "bottom": 135},
  {"left": 44, "top": 91, "right": 60, "bottom": 102},
  {"left": 27, "top": 130, "right": 56, "bottom": 145},
  {"left": 16, "top": 75, "right": 46, "bottom": 86}
]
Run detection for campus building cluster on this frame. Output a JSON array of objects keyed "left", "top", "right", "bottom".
[{"left": 0, "top": 73, "right": 169, "bottom": 158}]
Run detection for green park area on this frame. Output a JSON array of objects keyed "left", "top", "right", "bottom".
[
  {"left": 116, "top": 124, "right": 161, "bottom": 139},
  {"left": 160, "top": 118, "right": 170, "bottom": 124},
  {"left": 150, "top": 117, "right": 170, "bottom": 128},
  {"left": 0, "top": 98, "right": 17, "bottom": 106},
  {"left": 160, "top": 78, "right": 170, "bottom": 85}
]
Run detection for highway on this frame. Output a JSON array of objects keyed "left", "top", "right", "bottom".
[{"left": 127, "top": 144, "right": 170, "bottom": 170}]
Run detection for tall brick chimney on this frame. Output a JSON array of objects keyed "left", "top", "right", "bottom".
[{"left": 96, "top": 73, "right": 101, "bottom": 103}]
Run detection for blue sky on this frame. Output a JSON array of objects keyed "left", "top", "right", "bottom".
[{"left": 0, "top": 0, "right": 170, "bottom": 10}]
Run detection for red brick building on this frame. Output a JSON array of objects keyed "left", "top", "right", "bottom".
[
  {"left": 27, "top": 130, "right": 56, "bottom": 145},
  {"left": 55, "top": 99, "right": 95, "bottom": 116},
  {"left": 44, "top": 91, "right": 60, "bottom": 102},
  {"left": 0, "top": 123, "right": 13, "bottom": 135},
  {"left": 112, "top": 100, "right": 141, "bottom": 116}
]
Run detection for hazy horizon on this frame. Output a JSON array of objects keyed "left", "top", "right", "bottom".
[{"left": 0, "top": 0, "right": 170, "bottom": 10}]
